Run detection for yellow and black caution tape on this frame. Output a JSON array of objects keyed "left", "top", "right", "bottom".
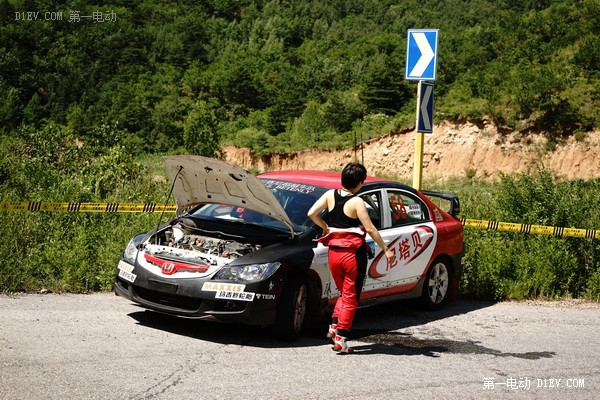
[
  {"left": 0, "top": 202, "right": 176, "bottom": 213},
  {"left": 461, "top": 218, "right": 599, "bottom": 240},
  {"left": 0, "top": 202, "right": 597, "bottom": 240}
]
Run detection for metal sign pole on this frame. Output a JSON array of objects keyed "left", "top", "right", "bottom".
[{"left": 413, "top": 80, "right": 425, "bottom": 190}]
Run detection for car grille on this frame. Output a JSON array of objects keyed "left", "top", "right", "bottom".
[{"left": 133, "top": 286, "right": 201, "bottom": 311}]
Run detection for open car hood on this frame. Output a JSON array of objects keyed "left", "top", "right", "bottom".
[{"left": 163, "top": 155, "right": 296, "bottom": 235}]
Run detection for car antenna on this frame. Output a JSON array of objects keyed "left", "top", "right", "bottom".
[{"left": 154, "top": 165, "right": 184, "bottom": 245}]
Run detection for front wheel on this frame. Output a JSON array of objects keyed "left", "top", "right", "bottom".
[
  {"left": 271, "top": 276, "right": 307, "bottom": 341},
  {"left": 421, "top": 259, "right": 450, "bottom": 310}
]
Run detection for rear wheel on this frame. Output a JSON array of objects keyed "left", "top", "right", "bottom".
[
  {"left": 271, "top": 276, "right": 307, "bottom": 341},
  {"left": 421, "top": 259, "right": 450, "bottom": 310}
]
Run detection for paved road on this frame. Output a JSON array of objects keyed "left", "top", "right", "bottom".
[{"left": 0, "top": 293, "right": 598, "bottom": 399}]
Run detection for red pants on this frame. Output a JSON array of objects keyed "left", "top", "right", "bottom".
[{"left": 329, "top": 246, "right": 367, "bottom": 333}]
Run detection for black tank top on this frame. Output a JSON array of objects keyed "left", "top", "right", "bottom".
[{"left": 329, "top": 190, "right": 361, "bottom": 229}]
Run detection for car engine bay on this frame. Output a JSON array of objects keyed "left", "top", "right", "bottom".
[{"left": 143, "top": 219, "right": 261, "bottom": 268}]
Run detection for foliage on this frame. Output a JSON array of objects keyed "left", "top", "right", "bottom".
[
  {"left": 429, "top": 172, "right": 600, "bottom": 301},
  {"left": 0, "top": 126, "right": 171, "bottom": 293},
  {"left": 0, "top": 211, "right": 161, "bottom": 292},
  {"left": 183, "top": 100, "right": 220, "bottom": 157},
  {"left": 1, "top": 0, "right": 599, "bottom": 156}
]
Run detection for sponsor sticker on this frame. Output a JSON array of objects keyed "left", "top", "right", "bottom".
[
  {"left": 118, "top": 260, "right": 136, "bottom": 282},
  {"left": 261, "top": 179, "right": 316, "bottom": 194},
  {"left": 255, "top": 293, "right": 276, "bottom": 300},
  {"left": 215, "top": 291, "right": 255, "bottom": 302},
  {"left": 368, "top": 225, "right": 434, "bottom": 278},
  {"left": 312, "top": 246, "right": 328, "bottom": 263},
  {"left": 202, "top": 282, "right": 245, "bottom": 292},
  {"left": 408, "top": 204, "right": 422, "bottom": 218},
  {"left": 202, "top": 282, "right": 255, "bottom": 301},
  {"left": 118, "top": 260, "right": 134, "bottom": 273}
]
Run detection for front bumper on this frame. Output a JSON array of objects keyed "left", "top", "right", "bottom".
[{"left": 114, "top": 259, "right": 282, "bottom": 326}]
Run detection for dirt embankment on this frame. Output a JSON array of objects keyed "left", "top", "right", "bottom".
[{"left": 223, "top": 120, "right": 600, "bottom": 181}]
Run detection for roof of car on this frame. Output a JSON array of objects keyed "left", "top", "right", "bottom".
[{"left": 258, "top": 170, "right": 392, "bottom": 190}]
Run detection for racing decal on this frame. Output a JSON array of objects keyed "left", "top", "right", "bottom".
[
  {"left": 215, "top": 290, "right": 255, "bottom": 301},
  {"left": 390, "top": 195, "right": 408, "bottom": 221},
  {"left": 255, "top": 293, "right": 276, "bottom": 300},
  {"left": 368, "top": 225, "right": 434, "bottom": 278},
  {"left": 201, "top": 282, "right": 255, "bottom": 301},
  {"left": 408, "top": 204, "right": 422, "bottom": 219},
  {"left": 117, "top": 260, "right": 137, "bottom": 283},
  {"left": 261, "top": 179, "right": 317, "bottom": 194},
  {"left": 312, "top": 245, "right": 328, "bottom": 264},
  {"left": 433, "top": 208, "right": 443, "bottom": 221},
  {"left": 202, "top": 282, "right": 245, "bottom": 292}
]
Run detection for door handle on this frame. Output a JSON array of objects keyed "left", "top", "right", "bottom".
[{"left": 420, "top": 231, "right": 434, "bottom": 240}]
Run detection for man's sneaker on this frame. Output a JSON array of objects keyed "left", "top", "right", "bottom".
[
  {"left": 326, "top": 324, "right": 337, "bottom": 341},
  {"left": 332, "top": 335, "right": 354, "bottom": 354}
]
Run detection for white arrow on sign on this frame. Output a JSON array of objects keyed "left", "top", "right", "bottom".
[
  {"left": 420, "top": 84, "right": 433, "bottom": 130},
  {"left": 408, "top": 32, "right": 435, "bottom": 78}
]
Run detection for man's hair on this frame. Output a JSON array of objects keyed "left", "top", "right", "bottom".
[{"left": 341, "top": 162, "right": 367, "bottom": 189}]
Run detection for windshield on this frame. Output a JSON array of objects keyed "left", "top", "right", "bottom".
[{"left": 188, "top": 179, "right": 327, "bottom": 233}]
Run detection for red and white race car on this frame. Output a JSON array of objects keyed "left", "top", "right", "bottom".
[{"left": 115, "top": 156, "right": 465, "bottom": 340}]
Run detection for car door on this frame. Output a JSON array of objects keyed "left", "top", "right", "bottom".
[
  {"left": 322, "top": 190, "right": 388, "bottom": 303},
  {"left": 356, "top": 190, "right": 389, "bottom": 294},
  {"left": 364, "top": 188, "right": 437, "bottom": 297}
]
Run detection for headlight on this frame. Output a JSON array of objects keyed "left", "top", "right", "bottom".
[
  {"left": 214, "top": 262, "right": 280, "bottom": 283},
  {"left": 123, "top": 239, "right": 138, "bottom": 263}
]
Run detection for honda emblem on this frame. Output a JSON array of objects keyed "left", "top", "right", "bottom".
[{"left": 161, "top": 262, "right": 176, "bottom": 275}]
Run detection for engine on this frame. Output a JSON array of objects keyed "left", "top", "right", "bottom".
[{"left": 143, "top": 223, "right": 261, "bottom": 268}]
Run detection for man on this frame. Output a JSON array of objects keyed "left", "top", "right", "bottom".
[{"left": 307, "top": 162, "right": 396, "bottom": 353}]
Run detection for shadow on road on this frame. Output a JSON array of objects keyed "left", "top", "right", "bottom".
[
  {"left": 126, "top": 299, "right": 538, "bottom": 357},
  {"left": 346, "top": 300, "right": 556, "bottom": 358},
  {"left": 350, "top": 331, "right": 556, "bottom": 359}
]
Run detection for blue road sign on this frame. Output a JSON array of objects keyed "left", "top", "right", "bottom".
[
  {"left": 417, "top": 82, "right": 434, "bottom": 133},
  {"left": 405, "top": 29, "right": 439, "bottom": 81}
]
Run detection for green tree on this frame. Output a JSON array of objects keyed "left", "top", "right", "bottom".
[
  {"left": 324, "top": 90, "right": 366, "bottom": 132},
  {"left": 183, "top": 100, "right": 220, "bottom": 156},
  {"left": 360, "top": 58, "right": 411, "bottom": 116}
]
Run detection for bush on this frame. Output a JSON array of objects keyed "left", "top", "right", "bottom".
[
  {"left": 0, "top": 126, "right": 171, "bottom": 293},
  {"left": 233, "top": 127, "right": 273, "bottom": 157},
  {"left": 0, "top": 212, "right": 160, "bottom": 292},
  {"left": 585, "top": 270, "right": 600, "bottom": 301},
  {"left": 428, "top": 172, "right": 599, "bottom": 301}
]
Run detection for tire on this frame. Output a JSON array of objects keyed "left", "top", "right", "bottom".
[
  {"left": 271, "top": 276, "right": 308, "bottom": 341},
  {"left": 421, "top": 259, "right": 451, "bottom": 310}
]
